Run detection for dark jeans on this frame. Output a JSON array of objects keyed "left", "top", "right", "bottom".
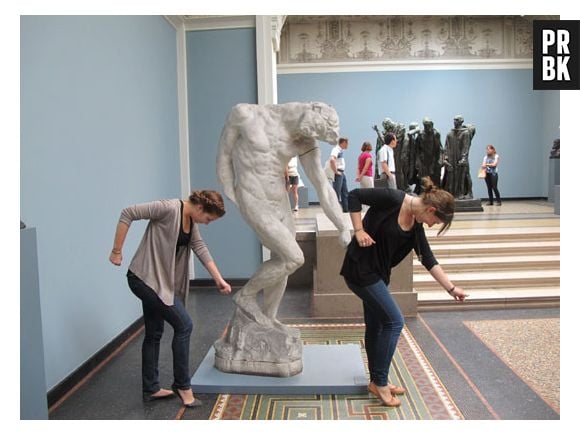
[
  {"left": 485, "top": 172, "right": 501, "bottom": 204},
  {"left": 345, "top": 279, "right": 404, "bottom": 387},
  {"left": 127, "top": 271, "right": 193, "bottom": 393},
  {"left": 333, "top": 171, "right": 349, "bottom": 212}
]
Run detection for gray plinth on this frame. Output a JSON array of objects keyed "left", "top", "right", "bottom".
[
  {"left": 191, "top": 344, "right": 368, "bottom": 395},
  {"left": 312, "top": 213, "right": 417, "bottom": 317},
  {"left": 455, "top": 198, "right": 484, "bottom": 212},
  {"left": 21, "top": 228, "right": 48, "bottom": 419},
  {"left": 548, "top": 159, "right": 560, "bottom": 202}
]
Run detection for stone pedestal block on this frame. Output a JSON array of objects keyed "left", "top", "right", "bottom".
[
  {"left": 312, "top": 214, "right": 417, "bottom": 318},
  {"left": 548, "top": 158, "right": 560, "bottom": 203},
  {"left": 214, "top": 307, "right": 303, "bottom": 377},
  {"left": 454, "top": 198, "right": 484, "bottom": 212}
]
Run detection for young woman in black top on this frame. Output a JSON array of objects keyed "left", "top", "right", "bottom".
[{"left": 340, "top": 178, "right": 468, "bottom": 407}]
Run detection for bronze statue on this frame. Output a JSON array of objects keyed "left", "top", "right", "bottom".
[
  {"left": 401, "top": 121, "right": 420, "bottom": 192},
  {"left": 549, "top": 138, "right": 560, "bottom": 159},
  {"left": 415, "top": 117, "right": 443, "bottom": 188},
  {"left": 372, "top": 118, "right": 406, "bottom": 186},
  {"left": 443, "top": 115, "right": 476, "bottom": 199}
]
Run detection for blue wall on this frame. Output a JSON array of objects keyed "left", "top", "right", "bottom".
[
  {"left": 278, "top": 69, "right": 559, "bottom": 201},
  {"left": 186, "top": 28, "right": 261, "bottom": 279},
  {"left": 21, "top": 16, "right": 180, "bottom": 390}
]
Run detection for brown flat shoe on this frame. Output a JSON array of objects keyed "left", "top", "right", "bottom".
[
  {"left": 388, "top": 384, "right": 407, "bottom": 395},
  {"left": 367, "top": 382, "right": 402, "bottom": 407},
  {"left": 143, "top": 388, "right": 175, "bottom": 402},
  {"left": 172, "top": 387, "right": 203, "bottom": 408},
  {"left": 368, "top": 381, "right": 406, "bottom": 396}
]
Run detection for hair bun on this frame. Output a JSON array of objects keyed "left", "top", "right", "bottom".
[{"left": 421, "top": 176, "right": 435, "bottom": 193}]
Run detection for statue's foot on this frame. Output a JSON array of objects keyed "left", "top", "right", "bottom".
[
  {"left": 272, "top": 319, "right": 300, "bottom": 338},
  {"left": 233, "top": 294, "right": 272, "bottom": 327}
]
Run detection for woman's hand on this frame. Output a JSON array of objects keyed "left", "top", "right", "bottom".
[
  {"left": 109, "top": 251, "right": 122, "bottom": 266},
  {"left": 216, "top": 278, "right": 232, "bottom": 295},
  {"left": 355, "top": 229, "right": 375, "bottom": 248},
  {"left": 449, "top": 286, "right": 468, "bottom": 302}
]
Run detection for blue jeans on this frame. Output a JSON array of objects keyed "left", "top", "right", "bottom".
[
  {"left": 345, "top": 279, "right": 404, "bottom": 387},
  {"left": 333, "top": 171, "right": 349, "bottom": 212},
  {"left": 127, "top": 271, "right": 193, "bottom": 393}
]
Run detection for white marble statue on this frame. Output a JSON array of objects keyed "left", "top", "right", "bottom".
[{"left": 214, "top": 102, "right": 351, "bottom": 376}]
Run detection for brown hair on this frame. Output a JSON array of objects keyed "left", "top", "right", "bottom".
[
  {"left": 486, "top": 144, "right": 497, "bottom": 154},
  {"left": 420, "top": 177, "right": 455, "bottom": 235},
  {"left": 189, "top": 190, "right": 226, "bottom": 217},
  {"left": 361, "top": 141, "right": 372, "bottom": 152}
]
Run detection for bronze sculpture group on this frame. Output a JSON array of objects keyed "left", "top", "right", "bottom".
[{"left": 373, "top": 115, "right": 476, "bottom": 199}]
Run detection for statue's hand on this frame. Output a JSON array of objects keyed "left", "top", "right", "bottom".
[{"left": 339, "top": 229, "right": 352, "bottom": 248}]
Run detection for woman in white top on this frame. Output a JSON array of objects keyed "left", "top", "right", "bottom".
[
  {"left": 481, "top": 145, "right": 502, "bottom": 206},
  {"left": 378, "top": 133, "right": 397, "bottom": 189},
  {"left": 286, "top": 156, "right": 301, "bottom": 211}
]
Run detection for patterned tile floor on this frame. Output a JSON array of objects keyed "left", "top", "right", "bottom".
[
  {"left": 210, "top": 324, "right": 462, "bottom": 420},
  {"left": 46, "top": 200, "right": 561, "bottom": 422}
]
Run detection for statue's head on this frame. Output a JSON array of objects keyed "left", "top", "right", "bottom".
[
  {"left": 453, "top": 115, "right": 464, "bottom": 128},
  {"left": 382, "top": 118, "right": 396, "bottom": 132},
  {"left": 409, "top": 121, "right": 419, "bottom": 130},
  {"left": 297, "top": 102, "right": 340, "bottom": 145},
  {"left": 423, "top": 117, "right": 434, "bottom": 131}
]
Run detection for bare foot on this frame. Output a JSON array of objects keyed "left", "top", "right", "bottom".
[{"left": 233, "top": 294, "right": 272, "bottom": 326}]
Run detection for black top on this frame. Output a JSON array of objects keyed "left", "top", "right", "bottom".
[
  {"left": 340, "top": 188, "right": 438, "bottom": 286},
  {"left": 176, "top": 200, "right": 192, "bottom": 250}
]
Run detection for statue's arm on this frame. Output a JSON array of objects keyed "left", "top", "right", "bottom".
[
  {"left": 299, "top": 147, "right": 350, "bottom": 247},
  {"left": 216, "top": 112, "right": 239, "bottom": 206}
]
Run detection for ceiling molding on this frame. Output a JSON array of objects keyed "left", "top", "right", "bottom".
[
  {"left": 278, "top": 58, "right": 533, "bottom": 75},
  {"left": 164, "top": 15, "right": 184, "bottom": 29},
  {"left": 271, "top": 15, "right": 287, "bottom": 52},
  {"left": 167, "top": 15, "right": 256, "bottom": 31}
]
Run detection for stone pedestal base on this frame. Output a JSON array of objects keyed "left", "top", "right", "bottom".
[
  {"left": 213, "top": 307, "right": 303, "bottom": 377},
  {"left": 455, "top": 198, "right": 484, "bottom": 212},
  {"left": 313, "top": 213, "right": 417, "bottom": 317}
]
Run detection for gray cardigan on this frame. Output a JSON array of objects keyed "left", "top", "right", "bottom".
[{"left": 119, "top": 199, "right": 214, "bottom": 305}]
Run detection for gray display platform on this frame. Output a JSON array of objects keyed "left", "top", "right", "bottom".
[{"left": 191, "top": 344, "right": 368, "bottom": 395}]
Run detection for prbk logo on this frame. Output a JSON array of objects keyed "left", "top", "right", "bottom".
[{"left": 533, "top": 20, "right": 580, "bottom": 90}]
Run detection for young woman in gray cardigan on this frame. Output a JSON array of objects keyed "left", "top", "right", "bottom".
[{"left": 109, "top": 190, "right": 231, "bottom": 407}]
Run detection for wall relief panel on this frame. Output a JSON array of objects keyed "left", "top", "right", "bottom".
[{"left": 279, "top": 16, "right": 542, "bottom": 65}]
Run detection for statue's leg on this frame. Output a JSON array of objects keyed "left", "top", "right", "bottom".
[
  {"left": 465, "top": 170, "right": 473, "bottom": 199},
  {"left": 233, "top": 202, "right": 303, "bottom": 326}
]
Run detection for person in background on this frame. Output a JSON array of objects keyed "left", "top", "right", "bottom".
[
  {"left": 482, "top": 144, "right": 502, "bottom": 206},
  {"left": 329, "top": 137, "right": 350, "bottom": 212},
  {"left": 286, "top": 156, "right": 300, "bottom": 212},
  {"left": 355, "top": 141, "right": 374, "bottom": 212},
  {"left": 355, "top": 141, "right": 374, "bottom": 189},
  {"left": 109, "top": 190, "right": 231, "bottom": 408},
  {"left": 340, "top": 178, "right": 468, "bottom": 407},
  {"left": 378, "top": 133, "right": 398, "bottom": 189}
]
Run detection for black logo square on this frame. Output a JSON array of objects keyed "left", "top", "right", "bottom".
[{"left": 533, "top": 20, "right": 580, "bottom": 90}]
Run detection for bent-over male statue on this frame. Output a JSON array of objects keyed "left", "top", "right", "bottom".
[{"left": 214, "top": 102, "right": 351, "bottom": 376}]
